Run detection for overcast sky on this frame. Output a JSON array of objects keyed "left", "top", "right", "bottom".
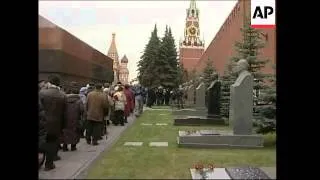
[{"left": 39, "top": 1, "right": 237, "bottom": 81}]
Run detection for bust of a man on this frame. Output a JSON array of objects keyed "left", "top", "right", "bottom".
[{"left": 234, "top": 59, "right": 249, "bottom": 76}]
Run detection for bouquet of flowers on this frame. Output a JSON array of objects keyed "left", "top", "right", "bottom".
[{"left": 193, "top": 163, "right": 215, "bottom": 179}]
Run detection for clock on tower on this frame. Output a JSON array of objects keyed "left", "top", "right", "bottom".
[{"left": 179, "top": 0, "right": 205, "bottom": 73}]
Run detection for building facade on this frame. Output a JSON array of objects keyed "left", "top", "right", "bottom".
[
  {"left": 119, "top": 55, "right": 129, "bottom": 84},
  {"left": 179, "top": 0, "right": 205, "bottom": 73},
  {"left": 107, "top": 33, "right": 130, "bottom": 85},
  {"left": 195, "top": 0, "right": 276, "bottom": 76},
  {"left": 39, "top": 15, "right": 114, "bottom": 89}
]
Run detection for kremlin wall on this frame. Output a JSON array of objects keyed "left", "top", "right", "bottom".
[{"left": 193, "top": 0, "right": 276, "bottom": 76}]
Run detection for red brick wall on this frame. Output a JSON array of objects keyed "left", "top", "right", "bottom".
[
  {"left": 179, "top": 47, "right": 204, "bottom": 72},
  {"left": 196, "top": 0, "right": 276, "bottom": 76}
]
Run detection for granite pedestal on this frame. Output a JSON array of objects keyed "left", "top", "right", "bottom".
[
  {"left": 177, "top": 130, "right": 264, "bottom": 148},
  {"left": 174, "top": 115, "right": 225, "bottom": 126},
  {"left": 171, "top": 108, "right": 206, "bottom": 116},
  {"left": 190, "top": 167, "right": 271, "bottom": 179}
]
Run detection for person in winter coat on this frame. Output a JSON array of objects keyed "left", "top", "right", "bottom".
[
  {"left": 62, "top": 89, "right": 84, "bottom": 151},
  {"left": 79, "top": 87, "right": 87, "bottom": 138},
  {"left": 123, "top": 84, "right": 133, "bottom": 123},
  {"left": 129, "top": 85, "right": 135, "bottom": 113},
  {"left": 39, "top": 75, "right": 66, "bottom": 171},
  {"left": 103, "top": 87, "right": 114, "bottom": 127},
  {"left": 113, "top": 85, "right": 126, "bottom": 126},
  {"left": 86, "top": 83, "right": 109, "bottom": 145},
  {"left": 39, "top": 96, "right": 47, "bottom": 169}
]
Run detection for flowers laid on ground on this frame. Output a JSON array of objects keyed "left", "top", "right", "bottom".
[{"left": 193, "top": 163, "right": 215, "bottom": 172}]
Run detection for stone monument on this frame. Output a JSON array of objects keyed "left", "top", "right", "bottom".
[
  {"left": 177, "top": 59, "right": 264, "bottom": 148},
  {"left": 195, "top": 82, "right": 206, "bottom": 109},
  {"left": 187, "top": 84, "right": 195, "bottom": 106},
  {"left": 207, "top": 79, "right": 221, "bottom": 119},
  {"left": 229, "top": 59, "right": 253, "bottom": 135}
]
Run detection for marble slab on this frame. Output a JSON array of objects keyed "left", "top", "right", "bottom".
[
  {"left": 190, "top": 168, "right": 231, "bottom": 179},
  {"left": 123, "top": 142, "right": 143, "bottom": 146},
  {"left": 141, "top": 123, "right": 153, "bottom": 126},
  {"left": 149, "top": 142, "right": 168, "bottom": 147},
  {"left": 199, "top": 130, "right": 221, "bottom": 135},
  {"left": 156, "top": 123, "right": 168, "bottom": 126},
  {"left": 225, "top": 167, "right": 271, "bottom": 179}
]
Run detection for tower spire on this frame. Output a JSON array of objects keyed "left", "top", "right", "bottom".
[{"left": 189, "top": 0, "right": 197, "bottom": 9}]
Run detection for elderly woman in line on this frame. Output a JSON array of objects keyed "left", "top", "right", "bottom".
[{"left": 113, "top": 85, "right": 126, "bottom": 126}]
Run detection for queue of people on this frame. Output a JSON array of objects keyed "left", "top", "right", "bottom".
[{"left": 38, "top": 75, "right": 144, "bottom": 171}]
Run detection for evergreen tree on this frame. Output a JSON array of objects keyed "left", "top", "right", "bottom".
[
  {"left": 220, "top": 16, "right": 270, "bottom": 121},
  {"left": 137, "top": 24, "right": 161, "bottom": 87},
  {"left": 158, "top": 26, "right": 179, "bottom": 88},
  {"left": 201, "top": 57, "right": 218, "bottom": 88},
  {"left": 177, "top": 62, "right": 185, "bottom": 85},
  {"left": 220, "top": 63, "right": 236, "bottom": 120},
  {"left": 232, "top": 17, "right": 269, "bottom": 96},
  {"left": 256, "top": 65, "right": 276, "bottom": 134}
]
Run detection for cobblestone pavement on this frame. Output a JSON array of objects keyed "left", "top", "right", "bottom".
[{"left": 38, "top": 115, "right": 136, "bottom": 179}]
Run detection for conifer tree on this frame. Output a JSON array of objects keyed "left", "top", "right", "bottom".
[
  {"left": 232, "top": 17, "right": 269, "bottom": 96},
  {"left": 137, "top": 24, "right": 161, "bottom": 87},
  {"left": 256, "top": 65, "right": 276, "bottom": 134},
  {"left": 220, "top": 63, "right": 235, "bottom": 120},
  {"left": 220, "top": 17, "right": 270, "bottom": 121},
  {"left": 201, "top": 57, "right": 218, "bottom": 89},
  {"left": 158, "top": 26, "right": 179, "bottom": 88}
]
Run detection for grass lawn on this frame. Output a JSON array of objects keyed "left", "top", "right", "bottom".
[{"left": 86, "top": 108, "right": 276, "bottom": 179}]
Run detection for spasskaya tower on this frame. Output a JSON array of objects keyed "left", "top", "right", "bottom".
[{"left": 179, "top": 0, "right": 205, "bottom": 73}]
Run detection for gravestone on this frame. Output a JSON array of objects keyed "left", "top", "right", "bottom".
[
  {"left": 176, "top": 60, "right": 263, "bottom": 148},
  {"left": 207, "top": 80, "right": 221, "bottom": 118},
  {"left": 173, "top": 81, "right": 225, "bottom": 126},
  {"left": 195, "top": 82, "right": 206, "bottom": 108},
  {"left": 229, "top": 60, "right": 253, "bottom": 135},
  {"left": 187, "top": 85, "right": 195, "bottom": 106}
]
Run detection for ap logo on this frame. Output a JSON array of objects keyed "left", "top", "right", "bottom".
[{"left": 251, "top": 0, "right": 276, "bottom": 29}]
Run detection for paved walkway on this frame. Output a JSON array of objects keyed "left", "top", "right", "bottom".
[{"left": 38, "top": 115, "right": 137, "bottom": 179}]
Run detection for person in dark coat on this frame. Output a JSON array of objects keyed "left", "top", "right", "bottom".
[
  {"left": 123, "top": 84, "right": 133, "bottom": 123},
  {"left": 39, "top": 96, "right": 47, "bottom": 169},
  {"left": 86, "top": 83, "right": 109, "bottom": 145},
  {"left": 39, "top": 75, "right": 66, "bottom": 171},
  {"left": 62, "top": 89, "right": 84, "bottom": 151}
]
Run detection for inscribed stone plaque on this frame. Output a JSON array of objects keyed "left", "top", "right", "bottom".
[
  {"left": 207, "top": 80, "right": 221, "bottom": 116},
  {"left": 124, "top": 142, "right": 143, "bottom": 146},
  {"left": 229, "top": 71, "right": 253, "bottom": 135},
  {"left": 226, "top": 167, "right": 271, "bottom": 179},
  {"left": 196, "top": 83, "right": 206, "bottom": 108},
  {"left": 149, "top": 142, "right": 168, "bottom": 147}
]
